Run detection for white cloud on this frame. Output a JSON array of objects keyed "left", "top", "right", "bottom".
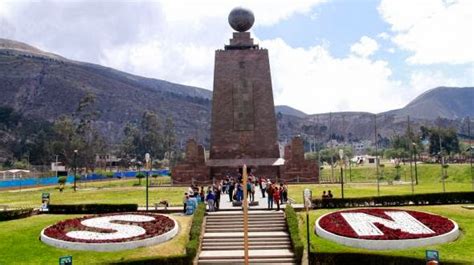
[
  {"left": 378, "top": 0, "right": 474, "bottom": 64},
  {"left": 409, "top": 69, "right": 472, "bottom": 95},
  {"left": 261, "top": 38, "right": 405, "bottom": 114},
  {"left": 350, "top": 36, "right": 379, "bottom": 58},
  {"left": 0, "top": 0, "right": 326, "bottom": 90},
  {"left": 377, "top": 32, "right": 390, "bottom": 40}
]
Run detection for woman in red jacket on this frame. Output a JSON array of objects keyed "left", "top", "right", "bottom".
[{"left": 273, "top": 185, "right": 281, "bottom": 211}]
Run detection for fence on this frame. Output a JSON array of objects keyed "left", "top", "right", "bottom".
[{"left": 0, "top": 170, "right": 170, "bottom": 189}]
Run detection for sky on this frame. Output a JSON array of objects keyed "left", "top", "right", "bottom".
[{"left": 0, "top": 0, "right": 473, "bottom": 114}]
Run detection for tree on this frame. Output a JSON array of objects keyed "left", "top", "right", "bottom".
[
  {"left": 120, "top": 111, "right": 170, "bottom": 161},
  {"left": 48, "top": 93, "right": 105, "bottom": 171},
  {"left": 163, "top": 117, "right": 177, "bottom": 163},
  {"left": 422, "top": 126, "right": 460, "bottom": 156}
]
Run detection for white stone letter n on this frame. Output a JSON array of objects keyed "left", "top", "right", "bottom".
[{"left": 341, "top": 211, "right": 435, "bottom": 236}]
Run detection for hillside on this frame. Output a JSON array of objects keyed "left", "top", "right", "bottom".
[
  {"left": 384, "top": 87, "right": 474, "bottom": 120},
  {"left": 0, "top": 38, "right": 212, "bottom": 146},
  {"left": 0, "top": 38, "right": 472, "bottom": 158}
]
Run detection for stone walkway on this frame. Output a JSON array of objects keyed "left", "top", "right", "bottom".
[{"left": 218, "top": 188, "right": 304, "bottom": 211}]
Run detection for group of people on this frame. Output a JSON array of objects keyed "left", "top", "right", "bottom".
[{"left": 182, "top": 174, "right": 290, "bottom": 212}]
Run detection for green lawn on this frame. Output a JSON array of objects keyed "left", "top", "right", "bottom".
[
  {"left": 0, "top": 177, "right": 188, "bottom": 208},
  {"left": 288, "top": 163, "right": 473, "bottom": 203},
  {"left": 0, "top": 164, "right": 472, "bottom": 208},
  {"left": 0, "top": 213, "right": 192, "bottom": 265},
  {"left": 299, "top": 205, "right": 474, "bottom": 264}
]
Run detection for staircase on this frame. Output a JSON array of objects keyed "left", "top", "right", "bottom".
[{"left": 198, "top": 210, "right": 296, "bottom": 264}]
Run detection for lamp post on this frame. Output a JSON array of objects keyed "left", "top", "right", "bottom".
[
  {"left": 413, "top": 143, "right": 418, "bottom": 186},
  {"left": 73, "top": 150, "right": 78, "bottom": 192},
  {"left": 339, "top": 149, "right": 344, "bottom": 199},
  {"left": 145, "top": 153, "right": 150, "bottom": 211}
]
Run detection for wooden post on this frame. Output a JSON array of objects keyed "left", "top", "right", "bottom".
[{"left": 242, "top": 164, "right": 249, "bottom": 265}]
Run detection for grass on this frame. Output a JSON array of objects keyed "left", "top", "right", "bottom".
[
  {"left": 0, "top": 177, "right": 186, "bottom": 208},
  {"left": 0, "top": 164, "right": 472, "bottom": 208},
  {"left": 0, "top": 213, "right": 192, "bottom": 265},
  {"left": 288, "top": 163, "right": 473, "bottom": 203},
  {"left": 298, "top": 205, "right": 474, "bottom": 264}
]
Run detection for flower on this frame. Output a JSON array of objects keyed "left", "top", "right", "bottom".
[
  {"left": 44, "top": 213, "right": 175, "bottom": 243},
  {"left": 318, "top": 209, "right": 455, "bottom": 240}
]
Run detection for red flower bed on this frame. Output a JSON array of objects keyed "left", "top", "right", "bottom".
[
  {"left": 318, "top": 209, "right": 455, "bottom": 240},
  {"left": 44, "top": 212, "right": 175, "bottom": 243}
]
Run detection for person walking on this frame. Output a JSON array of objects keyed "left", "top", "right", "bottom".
[
  {"left": 206, "top": 190, "right": 215, "bottom": 212},
  {"left": 214, "top": 186, "right": 221, "bottom": 210},
  {"left": 250, "top": 181, "right": 255, "bottom": 202},
  {"left": 228, "top": 180, "right": 234, "bottom": 202},
  {"left": 267, "top": 181, "right": 274, "bottom": 209},
  {"left": 183, "top": 193, "right": 188, "bottom": 213},
  {"left": 260, "top": 177, "right": 266, "bottom": 198},
  {"left": 282, "top": 182, "right": 288, "bottom": 204},
  {"left": 273, "top": 185, "right": 281, "bottom": 211}
]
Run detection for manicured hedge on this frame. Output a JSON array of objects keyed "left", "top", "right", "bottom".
[
  {"left": 285, "top": 204, "right": 304, "bottom": 264},
  {"left": 312, "top": 192, "right": 474, "bottom": 209},
  {"left": 47, "top": 204, "right": 138, "bottom": 214},
  {"left": 111, "top": 203, "right": 206, "bottom": 265},
  {"left": 185, "top": 203, "right": 206, "bottom": 262},
  {"left": 309, "top": 252, "right": 465, "bottom": 265},
  {"left": 0, "top": 208, "right": 36, "bottom": 221}
]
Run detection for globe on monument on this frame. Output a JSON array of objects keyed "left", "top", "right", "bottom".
[{"left": 228, "top": 7, "right": 255, "bottom": 32}]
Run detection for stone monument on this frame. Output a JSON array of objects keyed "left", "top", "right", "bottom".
[{"left": 172, "top": 7, "right": 319, "bottom": 184}]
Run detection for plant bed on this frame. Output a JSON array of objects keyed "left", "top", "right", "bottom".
[
  {"left": 41, "top": 212, "right": 178, "bottom": 251},
  {"left": 315, "top": 208, "right": 459, "bottom": 250}
]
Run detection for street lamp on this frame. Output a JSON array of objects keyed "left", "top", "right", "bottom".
[
  {"left": 339, "top": 149, "right": 344, "bottom": 199},
  {"left": 145, "top": 153, "right": 150, "bottom": 211},
  {"left": 73, "top": 150, "right": 78, "bottom": 192},
  {"left": 412, "top": 143, "right": 418, "bottom": 185}
]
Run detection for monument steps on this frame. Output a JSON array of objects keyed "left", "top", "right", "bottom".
[{"left": 198, "top": 211, "right": 296, "bottom": 264}]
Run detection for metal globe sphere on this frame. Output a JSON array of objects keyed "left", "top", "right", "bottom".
[{"left": 228, "top": 7, "right": 255, "bottom": 32}]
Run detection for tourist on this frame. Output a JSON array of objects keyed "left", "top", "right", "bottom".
[
  {"left": 237, "top": 182, "right": 244, "bottom": 202},
  {"left": 282, "top": 182, "right": 288, "bottom": 204},
  {"left": 322, "top": 190, "right": 328, "bottom": 199},
  {"left": 322, "top": 190, "right": 328, "bottom": 207},
  {"left": 200, "top": 187, "right": 205, "bottom": 203},
  {"left": 228, "top": 179, "right": 234, "bottom": 202},
  {"left": 183, "top": 193, "right": 188, "bottom": 213},
  {"left": 261, "top": 177, "right": 267, "bottom": 198},
  {"left": 273, "top": 185, "right": 281, "bottom": 211},
  {"left": 214, "top": 186, "right": 221, "bottom": 210},
  {"left": 328, "top": 190, "right": 333, "bottom": 199},
  {"left": 267, "top": 180, "right": 274, "bottom": 209},
  {"left": 246, "top": 180, "right": 252, "bottom": 202},
  {"left": 250, "top": 180, "right": 255, "bottom": 202},
  {"left": 206, "top": 190, "right": 215, "bottom": 212}
]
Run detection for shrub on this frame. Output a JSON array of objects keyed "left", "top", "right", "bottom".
[
  {"left": 285, "top": 205, "right": 304, "bottom": 264},
  {"left": 47, "top": 204, "right": 138, "bottom": 214},
  {"left": 185, "top": 203, "right": 206, "bottom": 262},
  {"left": 57, "top": 176, "right": 67, "bottom": 185},
  {"left": 136, "top": 172, "right": 145, "bottom": 185},
  {"left": 0, "top": 208, "right": 36, "bottom": 221},
  {"left": 312, "top": 191, "right": 474, "bottom": 209},
  {"left": 309, "top": 252, "right": 465, "bottom": 265}
]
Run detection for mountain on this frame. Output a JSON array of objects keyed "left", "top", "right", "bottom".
[
  {"left": 0, "top": 38, "right": 212, "bottom": 146},
  {"left": 384, "top": 87, "right": 474, "bottom": 120},
  {"left": 275, "top": 105, "right": 307, "bottom": 118},
  {"left": 0, "top": 38, "right": 472, "bottom": 156}
]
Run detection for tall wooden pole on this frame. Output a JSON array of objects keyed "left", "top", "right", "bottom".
[
  {"left": 468, "top": 117, "right": 473, "bottom": 191},
  {"left": 242, "top": 165, "right": 249, "bottom": 265},
  {"left": 408, "top": 116, "right": 414, "bottom": 194},
  {"left": 374, "top": 114, "right": 379, "bottom": 196}
]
